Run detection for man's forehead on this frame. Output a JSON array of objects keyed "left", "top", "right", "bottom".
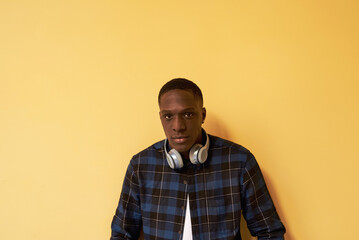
[
  {"left": 160, "top": 89, "right": 194, "bottom": 99},
  {"left": 159, "top": 89, "right": 201, "bottom": 106}
]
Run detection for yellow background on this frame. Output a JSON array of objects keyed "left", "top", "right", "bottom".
[{"left": 1, "top": 1, "right": 358, "bottom": 239}]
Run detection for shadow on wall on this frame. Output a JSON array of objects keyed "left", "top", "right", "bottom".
[
  {"left": 205, "top": 113, "right": 292, "bottom": 240},
  {"left": 262, "top": 170, "right": 294, "bottom": 240}
]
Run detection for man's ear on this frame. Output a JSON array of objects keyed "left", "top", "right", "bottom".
[{"left": 202, "top": 107, "right": 206, "bottom": 123}]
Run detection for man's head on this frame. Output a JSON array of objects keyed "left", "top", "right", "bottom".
[
  {"left": 158, "top": 78, "right": 204, "bottom": 107},
  {"left": 158, "top": 78, "right": 206, "bottom": 159}
]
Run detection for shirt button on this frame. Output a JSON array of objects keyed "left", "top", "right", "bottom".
[
  {"left": 183, "top": 180, "right": 188, "bottom": 185},
  {"left": 178, "top": 230, "right": 182, "bottom": 234},
  {"left": 181, "top": 206, "right": 185, "bottom": 210}
]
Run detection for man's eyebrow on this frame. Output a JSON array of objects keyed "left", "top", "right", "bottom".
[
  {"left": 182, "top": 108, "right": 196, "bottom": 112},
  {"left": 160, "top": 110, "right": 171, "bottom": 114},
  {"left": 160, "top": 107, "right": 196, "bottom": 113}
]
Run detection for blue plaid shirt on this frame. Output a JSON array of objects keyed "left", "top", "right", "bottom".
[{"left": 111, "top": 134, "right": 285, "bottom": 240}]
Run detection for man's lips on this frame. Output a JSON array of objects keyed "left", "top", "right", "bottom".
[{"left": 171, "top": 136, "right": 189, "bottom": 144}]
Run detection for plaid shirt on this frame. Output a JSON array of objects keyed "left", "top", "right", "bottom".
[{"left": 111, "top": 134, "right": 285, "bottom": 240}]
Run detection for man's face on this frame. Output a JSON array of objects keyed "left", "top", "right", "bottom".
[{"left": 159, "top": 89, "right": 206, "bottom": 159}]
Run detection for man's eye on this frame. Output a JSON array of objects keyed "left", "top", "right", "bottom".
[
  {"left": 184, "top": 112, "right": 193, "bottom": 118},
  {"left": 164, "top": 115, "right": 173, "bottom": 120}
]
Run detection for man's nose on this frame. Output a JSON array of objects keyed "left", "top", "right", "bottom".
[{"left": 172, "top": 116, "right": 186, "bottom": 132}]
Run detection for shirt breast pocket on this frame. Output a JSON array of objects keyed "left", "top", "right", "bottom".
[{"left": 207, "top": 194, "right": 241, "bottom": 231}]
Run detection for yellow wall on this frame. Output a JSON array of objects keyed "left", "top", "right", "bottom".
[{"left": 1, "top": 1, "right": 358, "bottom": 239}]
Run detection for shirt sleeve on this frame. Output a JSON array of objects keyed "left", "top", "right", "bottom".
[
  {"left": 240, "top": 153, "right": 286, "bottom": 240},
  {"left": 111, "top": 160, "right": 142, "bottom": 240}
]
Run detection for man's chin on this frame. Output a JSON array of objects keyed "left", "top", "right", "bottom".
[
  {"left": 173, "top": 147, "right": 190, "bottom": 154},
  {"left": 169, "top": 143, "right": 191, "bottom": 155}
]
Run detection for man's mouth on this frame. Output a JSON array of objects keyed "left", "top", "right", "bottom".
[{"left": 172, "top": 136, "right": 189, "bottom": 144}]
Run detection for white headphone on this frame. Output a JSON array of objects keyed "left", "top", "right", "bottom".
[{"left": 164, "top": 131, "right": 210, "bottom": 169}]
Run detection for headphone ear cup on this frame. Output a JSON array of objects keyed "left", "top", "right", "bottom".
[
  {"left": 165, "top": 131, "right": 209, "bottom": 168},
  {"left": 167, "top": 149, "right": 184, "bottom": 169},
  {"left": 189, "top": 144, "right": 202, "bottom": 164},
  {"left": 197, "top": 147, "right": 208, "bottom": 164}
]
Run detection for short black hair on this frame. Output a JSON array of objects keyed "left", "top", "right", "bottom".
[{"left": 158, "top": 78, "right": 203, "bottom": 106}]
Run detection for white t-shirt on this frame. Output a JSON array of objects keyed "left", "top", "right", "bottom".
[{"left": 182, "top": 195, "right": 193, "bottom": 240}]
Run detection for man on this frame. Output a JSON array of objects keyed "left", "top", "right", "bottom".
[{"left": 111, "top": 78, "right": 286, "bottom": 239}]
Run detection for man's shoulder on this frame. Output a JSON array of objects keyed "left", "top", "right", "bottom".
[
  {"left": 207, "top": 134, "right": 257, "bottom": 168},
  {"left": 208, "top": 134, "right": 251, "bottom": 154}
]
